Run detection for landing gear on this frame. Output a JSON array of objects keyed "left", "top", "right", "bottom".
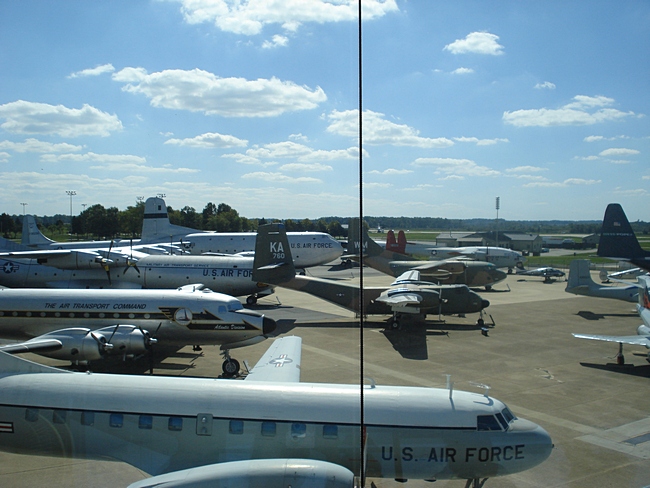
[
  {"left": 616, "top": 343, "right": 625, "bottom": 366},
  {"left": 387, "top": 313, "right": 401, "bottom": 330},
  {"left": 221, "top": 349, "right": 240, "bottom": 378},
  {"left": 465, "top": 478, "right": 488, "bottom": 488},
  {"left": 246, "top": 295, "right": 258, "bottom": 305}
]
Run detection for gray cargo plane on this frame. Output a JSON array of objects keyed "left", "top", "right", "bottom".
[
  {"left": 253, "top": 223, "right": 490, "bottom": 328},
  {"left": 565, "top": 259, "right": 639, "bottom": 303},
  {"left": 346, "top": 218, "right": 507, "bottom": 290},
  {"left": 573, "top": 275, "right": 650, "bottom": 365},
  {"left": 0, "top": 335, "right": 552, "bottom": 486},
  {"left": 0, "top": 285, "right": 275, "bottom": 375},
  {"left": 597, "top": 203, "right": 650, "bottom": 272}
]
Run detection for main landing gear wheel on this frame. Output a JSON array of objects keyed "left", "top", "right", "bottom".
[
  {"left": 246, "top": 295, "right": 258, "bottom": 305},
  {"left": 222, "top": 358, "right": 240, "bottom": 377}
]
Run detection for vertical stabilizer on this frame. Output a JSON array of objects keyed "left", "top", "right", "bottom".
[
  {"left": 597, "top": 204, "right": 650, "bottom": 269},
  {"left": 567, "top": 259, "right": 596, "bottom": 290},
  {"left": 21, "top": 215, "right": 56, "bottom": 247},
  {"left": 386, "top": 230, "right": 398, "bottom": 252},
  {"left": 396, "top": 230, "right": 407, "bottom": 254},
  {"left": 140, "top": 197, "right": 202, "bottom": 244},
  {"left": 253, "top": 223, "right": 296, "bottom": 284}
]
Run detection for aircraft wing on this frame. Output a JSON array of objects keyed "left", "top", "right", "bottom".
[
  {"left": 244, "top": 336, "right": 302, "bottom": 383},
  {"left": 0, "top": 339, "right": 63, "bottom": 354},
  {"left": 572, "top": 333, "right": 650, "bottom": 347},
  {"left": 0, "top": 249, "right": 75, "bottom": 259},
  {"left": 375, "top": 292, "right": 422, "bottom": 307},
  {"left": 393, "top": 270, "right": 421, "bottom": 283}
]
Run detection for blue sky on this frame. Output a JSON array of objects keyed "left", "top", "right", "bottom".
[{"left": 0, "top": 0, "right": 648, "bottom": 221}]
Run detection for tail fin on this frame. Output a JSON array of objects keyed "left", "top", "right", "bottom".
[
  {"left": 252, "top": 223, "right": 296, "bottom": 284},
  {"left": 396, "top": 230, "right": 407, "bottom": 254},
  {"left": 566, "top": 259, "right": 597, "bottom": 291},
  {"left": 21, "top": 215, "right": 55, "bottom": 247},
  {"left": 347, "top": 218, "right": 384, "bottom": 257},
  {"left": 140, "top": 197, "right": 201, "bottom": 243},
  {"left": 597, "top": 204, "right": 649, "bottom": 265},
  {"left": 385, "top": 230, "right": 397, "bottom": 252}
]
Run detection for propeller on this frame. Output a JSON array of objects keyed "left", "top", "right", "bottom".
[
  {"left": 123, "top": 238, "right": 141, "bottom": 275},
  {"left": 138, "top": 323, "right": 161, "bottom": 374},
  {"left": 102, "top": 240, "right": 114, "bottom": 285}
]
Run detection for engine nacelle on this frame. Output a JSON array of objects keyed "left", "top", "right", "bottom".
[
  {"left": 38, "top": 250, "right": 114, "bottom": 270},
  {"left": 128, "top": 458, "right": 354, "bottom": 488},
  {"left": 27, "top": 325, "right": 149, "bottom": 362}
]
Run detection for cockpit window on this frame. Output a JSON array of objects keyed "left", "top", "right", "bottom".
[
  {"left": 502, "top": 407, "right": 516, "bottom": 423},
  {"left": 477, "top": 415, "right": 503, "bottom": 431},
  {"left": 228, "top": 301, "right": 243, "bottom": 311},
  {"left": 495, "top": 412, "right": 508, "bottom": 430}
]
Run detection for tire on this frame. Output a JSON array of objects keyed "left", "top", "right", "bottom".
[{"left": 222, "top": 359, "right": 240, "bottom": 377}]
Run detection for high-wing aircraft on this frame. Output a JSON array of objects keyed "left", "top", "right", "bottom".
[
  {"left": 0, "top": 285, "right": 275, "bottom": 375},
  {"left": 0, "top": 248, "right": 274, "bottom": 305},
  {"left": 565, "top": 259, "right": 639, "bottom": 303},
  {"left": 428, "top": 245, "right": 523, "bottom": 272},
  {"left": 0, "top": 335, "right": 552, "bottom": 486},
  {"left": 597, "top": 203, "right": 650, "bottom": 272},
  {"left": 346, "top": 219, "right": 507, "bottom": 290},
  {"left": 253, "top": 223, "right": 490, "bottom": 328},
  {"left": 515, "top": 264, "right": 565, "bottom": 283},
  {"left": 573, "top": 275, "right": 650, "bottom": 365}
]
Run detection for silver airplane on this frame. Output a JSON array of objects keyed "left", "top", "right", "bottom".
[
  {"left": 428, "top": 246, "right": 523, "bottom": 272},
  {"left": 515, "top": 263, "right": 565, "bottom": 283},
  {"left": 0, "top": 335, "right": 553, "bottom": 487},
  {"left": 0, "top": 285, "right": 275, "bottom": 375},
  {"left": 573, "top": 275, "right": 650, "bottom": 365},
  {"left": 565, "top": 259, "right": 639, "bottom": 303}
]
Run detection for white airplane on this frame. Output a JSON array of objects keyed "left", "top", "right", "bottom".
[
  {"left": 0, "top": 248, "right": 274, "bottom": 305},
  {"left": 0, "top": 285, "right": 275, "bottom": 375},
  {"left": 573, "top": 275, "right": 650, "bottom": 365},
  {"left": 566, "top": 259, "right": 639, "bottom": 303},
  {"left": 428, "top": 246, "right": 523, "bottom": 272},
  {"left": 0, "top": 335, "right": 553, "bottom": 486}
]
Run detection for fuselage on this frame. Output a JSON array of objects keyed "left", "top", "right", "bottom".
[
  {"left": 0, "top": 358, "right": 553, "bottom": 481},
  {"left": 0, "top": 287, "right": 274, "bottom": 347},
  {"left": 429, "top": 247, "right": 523, "bottom": 270},
  {"left": 0, "top": 254, "right": 272, "bottom": 297},
  {"left": 184, "top": 232, "right": 343, "bottom": 268}
]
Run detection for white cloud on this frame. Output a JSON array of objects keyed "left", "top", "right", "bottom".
[
  {"left": 584, "top": 135, "right": 629, "bottom": 142},
  {"left": 503, "top": 95, "right": 637, "bottom": 127},
  {"left": 40, "top": 152, "right": 147, "bottom": 165},
  {"left": 599, "top": 148, "right": 639, "bottom": 157},
  {"left": 412, "top": 157, "right": 500, "bottom": 177},
  {"left": 68, "top": 64, "right": 115, "bottom": 78},
  {"left": 534, "top": 81, "right": 556, "bottom": 90},
  {"left": 278, "top": 162, "right": 332, "bottom": 172},
  {"left": 0, "top": 152, "right": 9, "bottom": 163},
  {"left": 113, "top": 67, "right": 327, "bottom": 117},
  {"left": 443, "top": 32, "right": 504, "bottom": 55},
  {"left": 523, "top": 178, "right": 600, "bottom": 188},
  {"left": 262, "top": 35, "right": 289, "bottom": 49},
  {"left": 226, "top": 140, "right": 358, "bottom": 165},
  {"left": 179, "top": 0, "right": 398, "bottom": 35},
  {"left": 165, "top": 132, "right": 248, "bottom": 148},
  {"left": 368, "top": 168, "right": 413, "bottom": 175},
  {"left": 505, "top": 166, "right": 547, "bottom": 173},
  {"left": 241, "top": 172, "right": 321, "bottom": 183},
  {"left": 612, "top": 188, "right": 648, "bottom": 196},
  {"left": 327, "top": 109, "right": 453, "bottom": 148},
  {"left": 0, "top": 138, "right": 82, "bottom": 153},
  {"left": 453, "top": 136, "right": 508, "bottom": 146},
  {"left": 451, "top": 67, "right": 474, "bottom": 75},
  {"left": 0, "top": 100, "right": 122, "bottom": 137}
]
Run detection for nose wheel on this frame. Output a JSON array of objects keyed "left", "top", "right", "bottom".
[{"left": 221, "top": 349, "right": 240, "bottom": 377}]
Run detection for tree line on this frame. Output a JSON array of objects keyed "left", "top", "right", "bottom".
[{"left": 1, "top": 200, "right": 647, "bottom": 241}]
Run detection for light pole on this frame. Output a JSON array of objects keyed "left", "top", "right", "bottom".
[
  {"left": 20, "top": 203, "right": 27, "bottom": 216},
  {"left": 495, "top": 196, "right": 500, "bottom": 248},
  {"left": 66, "top": 191, "right": 76, "bottom": 238}
]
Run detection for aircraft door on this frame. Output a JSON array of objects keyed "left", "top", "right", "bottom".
[{"left": 196, "top": 413, "right": 213, "bottom": 436}]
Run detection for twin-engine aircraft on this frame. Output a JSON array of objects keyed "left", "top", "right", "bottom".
[
  {"left": 573, "top": 275, "right": 650, "bottom": 365},
  {"left": 345, "top": 218, "right": 507, "bottom": 290},
  {"left": 515, "top": 264, "right": 565, "bottom": 283},
  {"left": 0, "top": 285, "right": 275, "bottom": 375},
  {"left": 565, "top": 259, "right": 639, "bottom": 303},
  {"left": 0, "top": 335, "right": 552, "bottom": 487},
  {"left": 253, "top": 223, "right": 490, "bottom": 328}
]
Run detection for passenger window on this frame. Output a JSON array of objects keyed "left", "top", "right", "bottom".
[
  {"left": 291, "top": 423, "right": 306, "bottom": 438},
  {"left": 229, "top": 420, "right": 244, "bottom": 435},
  {"left": 25, "top": 408, "right": 38, "bottom": 423},
  {"left": 168, "top": 417, "right": 183, "bottom": 431},
  {"left": 477, "top": 415, "right": 502, "bottom": 431},
  {"left": 81, "top": 411, "right": 94, "bottom": 426},
  {"left": 110, "top": 413, "right": 123, "bottom": 428},
  {"left": 53, "top": 410, "right": 66, "bottom": 424},
  {"left": 322, "top": 424, "right": 338, "bottom": 439},
  {"left": 261, "top": 421, "right": 276, "bottom": 437},
  {"left": 139, "top": 415, "right": 153, "bottom": 430}
]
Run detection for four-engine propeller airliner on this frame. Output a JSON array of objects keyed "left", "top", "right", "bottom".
[
  {"left": 0, "top": 285, "right": 275, "bottom": 375},
  {"left": 0, "top": 335, "right": 553, "bottom": 487}
]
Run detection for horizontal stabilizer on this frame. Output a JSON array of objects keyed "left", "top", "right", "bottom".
[
  {"left": 245, "top": 336, "right": 302, "bottom": 383},
  {"left": 0, "top": 350, "right": 70, "bottom": 376}
]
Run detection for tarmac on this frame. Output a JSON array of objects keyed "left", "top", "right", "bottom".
[{"left": 0, "top": 264, "right": 649, "bottom": 487}]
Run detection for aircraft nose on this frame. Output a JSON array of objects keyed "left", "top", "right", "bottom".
[
  {"left": 481, "top": 299, "right": 490, "bottom": 309},
  {"left": 263, "top": 316, "right": 277, "bottom": 335},
  {"left": 508, "top": 418, "right": 554, "bottom": 468}
]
